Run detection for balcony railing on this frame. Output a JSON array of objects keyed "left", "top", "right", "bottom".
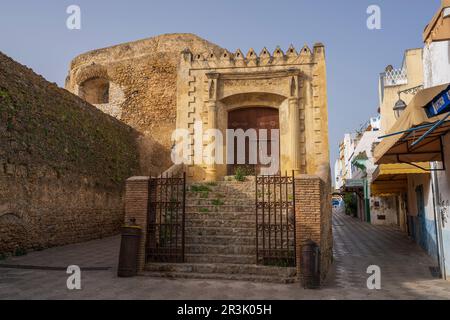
[{"left": 382, "top": 68, "right": 407, "bottom": 87}]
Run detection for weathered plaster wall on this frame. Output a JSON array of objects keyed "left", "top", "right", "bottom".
[
  {"left": 407, "top": 174, "right": 438, "bottom": 260},
  {"left": 435, "top": 133, "right": 450, "bottom": 278},
  {"left": 0, "top": 52, "right": 142, "bottom": 255},
  {"left": 66, "top": 33, "right": 225, "bottom": 176},
  {"left": 423, "top": 40, "right": 450, "bottom": 88},
  {"left": 379, "top": 49, "right": 424, "bottom": 133},
  {"left": 370, "top": 196, "right": 398, "bottom": 226}
]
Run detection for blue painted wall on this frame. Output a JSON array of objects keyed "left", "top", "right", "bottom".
[{"left": 410, "top": 216, "right": 439, "bottom": 260}]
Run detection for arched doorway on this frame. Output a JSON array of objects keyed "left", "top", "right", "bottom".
[{"left": 227, "top": 107, "right": 280, "bottom": 176}]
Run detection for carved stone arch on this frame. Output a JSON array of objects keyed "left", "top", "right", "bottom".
[
  {"left": 74, "top": 64, "right": 112, "bottom": 105},
  {"left": 74, "top": 64, "right": 109, "bottom": 85},
  {"left": 220, "top": 92, "right": 287, "bottom": 110},
  {"left": 79, "top": 77, "right": 110, "bottom": 105}
]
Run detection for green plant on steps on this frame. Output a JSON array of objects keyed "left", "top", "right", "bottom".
[
  {"left": 234, "top": 167, "right": 247, "bottom": 182},
  {"left": 199, "top": 207, "right": 210, "bottom": 213},
  {"left": 211, "top": 199, "right": 224, "bottom": 206},
  {"left": 200, "top": 191, "right": 209, "bottom": 199},
  {"left": 206, "top": 182, "right": 217, "bottom": 187},
  {"left": 190, "top": 184, "right": 211, "bottom": 193}
]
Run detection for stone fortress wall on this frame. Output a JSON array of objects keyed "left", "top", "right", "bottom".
[
  {"left": 0, "top": 52, "right": 142, "bottom": 255},
  {"left": 65, "top": 33, "right": 226, "bottom": 176}
]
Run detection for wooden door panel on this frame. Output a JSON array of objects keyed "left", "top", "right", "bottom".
[{"left": 228, "top": 107, "right": 279, "bottom": 176}]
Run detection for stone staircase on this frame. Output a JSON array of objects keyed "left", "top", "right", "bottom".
[{"left": 143, "top": 178, "right": 297, "bottom": 283}]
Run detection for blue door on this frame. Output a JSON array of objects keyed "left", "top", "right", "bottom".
[{"left": 416, "top": 185, "right": 427, "bottom": 250}]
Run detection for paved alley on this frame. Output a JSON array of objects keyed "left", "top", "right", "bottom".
[{"left": 1, "top": 211, "right": 449, "bottom": 300}]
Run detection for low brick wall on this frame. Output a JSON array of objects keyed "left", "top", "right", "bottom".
[
  {"left": 294, "top": 175, "right": 333, "bottom": 283},
  {"left": 124, "top": 177, "right": 150, "bottom": 272}
]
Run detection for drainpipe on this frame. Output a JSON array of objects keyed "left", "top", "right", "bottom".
[{"left": 431, "top": 161, "right": 446, "bottom": 279}]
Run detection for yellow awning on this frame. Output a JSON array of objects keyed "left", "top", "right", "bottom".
[
  {"left": 374, "top": 83, "right": 450, "bottom": 165},
  {"left": 371, "top": 181, "right": 407, "bottom": 197},
  {"left": 373, "top": 163, "right": 431, "bottom": 178},
  {"left": 371, "top": 163, "right": 430, "bottom": 196}
]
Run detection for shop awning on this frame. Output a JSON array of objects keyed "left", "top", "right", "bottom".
[
  {"left": 340, "top": 179, "right": 365, "bottom": 198},
  {"left": 371, "top": 163, "right": 430, "bottom": 196},
  {"left": 374, "top": 83, "right": 450, "bottom": 165}
]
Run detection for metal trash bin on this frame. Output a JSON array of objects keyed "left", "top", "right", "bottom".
[
  {"left": 117, "top": 221, "right": 142, "bottom": 278},
  {"left": 301, "top": 239, "right": 320, "bottom": 289}
]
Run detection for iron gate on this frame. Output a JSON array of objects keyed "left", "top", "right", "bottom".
[
  {"left": 255, "top": 173, "right": 296, "bottom": 267},
  {"left": 146, "top": 172, "right": 186, "bottom": 263}
]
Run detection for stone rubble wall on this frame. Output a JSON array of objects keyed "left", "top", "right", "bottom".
[
  {"left": 0, "top": 51, "right": 143, "bottom": 255},
  {"left": 66, "top": 33, "right": 225, "bottom": 176}
]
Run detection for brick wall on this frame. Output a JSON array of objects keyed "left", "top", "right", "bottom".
[
  {"left": 294, "top": 175, "right": 333, "bottom": 283},
  {"left": 124, "top": 177, "right": 150, "bottom": 272}
]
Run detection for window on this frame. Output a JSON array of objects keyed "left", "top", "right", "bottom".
[{"left": 79, "top": 77, "right": 110, "bottom": 104}]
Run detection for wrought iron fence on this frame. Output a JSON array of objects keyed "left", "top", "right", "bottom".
[
  {"left": 146, "top": 172, "right": 186, "bottom": 263},
  {"left": 255, "top": 172, "right": 296, "bottom": 267}
]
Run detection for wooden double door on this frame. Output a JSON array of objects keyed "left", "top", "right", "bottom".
[{"left": 227, "top": 107, "right": 280, "bottom": 176}]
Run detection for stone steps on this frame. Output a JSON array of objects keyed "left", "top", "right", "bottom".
[
  {"left": 144, "top": 262, "right": 296, "bottom": 277},
  {"left": 185, "top": 219, "right": 255, "bottom": 228},
  {"left": 185, "top": 235, "right": 255, "bottom": 246},
  {"left": 186, "top": 244, "right": 255, "bottom": 255},
  {"left": 140, "top": 270, "right": 296, "bottom": 283},
  {"left": 186, "top": 199, "right": 254, "bottom": 206},
  {"left": 146, "top": 180, "right": 295, "bottom": 283},
  {"left": 186, "top": 205, "right": 254, "bottom": 213},
  {"left": 186, "top": 253, "right": 255, "bottom": 264},
  {"left": 142, "top": 263, "right": 296, "bottom": 283},
  {"left": 186, "top": 212, "right": 255, "bottom": 220},
  {"left": 186, "top": 226, "right": 256, "bottom": 237}
]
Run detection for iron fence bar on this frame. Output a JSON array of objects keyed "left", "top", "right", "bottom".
[
  {"left": 262, "top": 175, "right": 265, "bottom": 262},
  {"left": 175, "top": 173, "right": 179, "bottom": 259},
  {"left": 268, "top": 175, "right": 272, "bottom": 260},
  {"left": 255, "top": 172, "right": 259, "bottom": 265},
  {"left": 274, "top": 174, "right": 277, "bottom": 256},
  {"left": 166, "top": 175, "right": 170, "bottom": 256},
  {"left": 285, "top": 171, "right": 288, "bottom": 258},
  {"left": 292, "top": 170, "right": 297, "bottom": 264},
  {"left": 159, "top": 176, "right": 163, "bottom": 252},
  {"left": 181, "top": 171, "right": 186, "bottom": 262},
  {"left": 279, "top": 172, "right": 283, "bottom": 251}
]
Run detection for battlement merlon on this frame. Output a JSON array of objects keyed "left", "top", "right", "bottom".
[{"left": 180, "top": 43, "right": 326, "bottom": 68}]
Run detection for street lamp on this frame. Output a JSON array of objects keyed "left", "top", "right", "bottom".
[
  {"left": 393, "top": 96, "right": 407, "bottom": 119},
  {"left": 393, "top": 85, "right": 424, "bottom": 119}
]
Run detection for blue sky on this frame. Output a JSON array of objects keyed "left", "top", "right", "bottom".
[{"left": 0, "top": 0, "right": 440, "bottom": 167}]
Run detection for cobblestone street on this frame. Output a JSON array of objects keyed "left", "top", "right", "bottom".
[{"left": 1, "top": 211, "right": 450, "bottom": 300}]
